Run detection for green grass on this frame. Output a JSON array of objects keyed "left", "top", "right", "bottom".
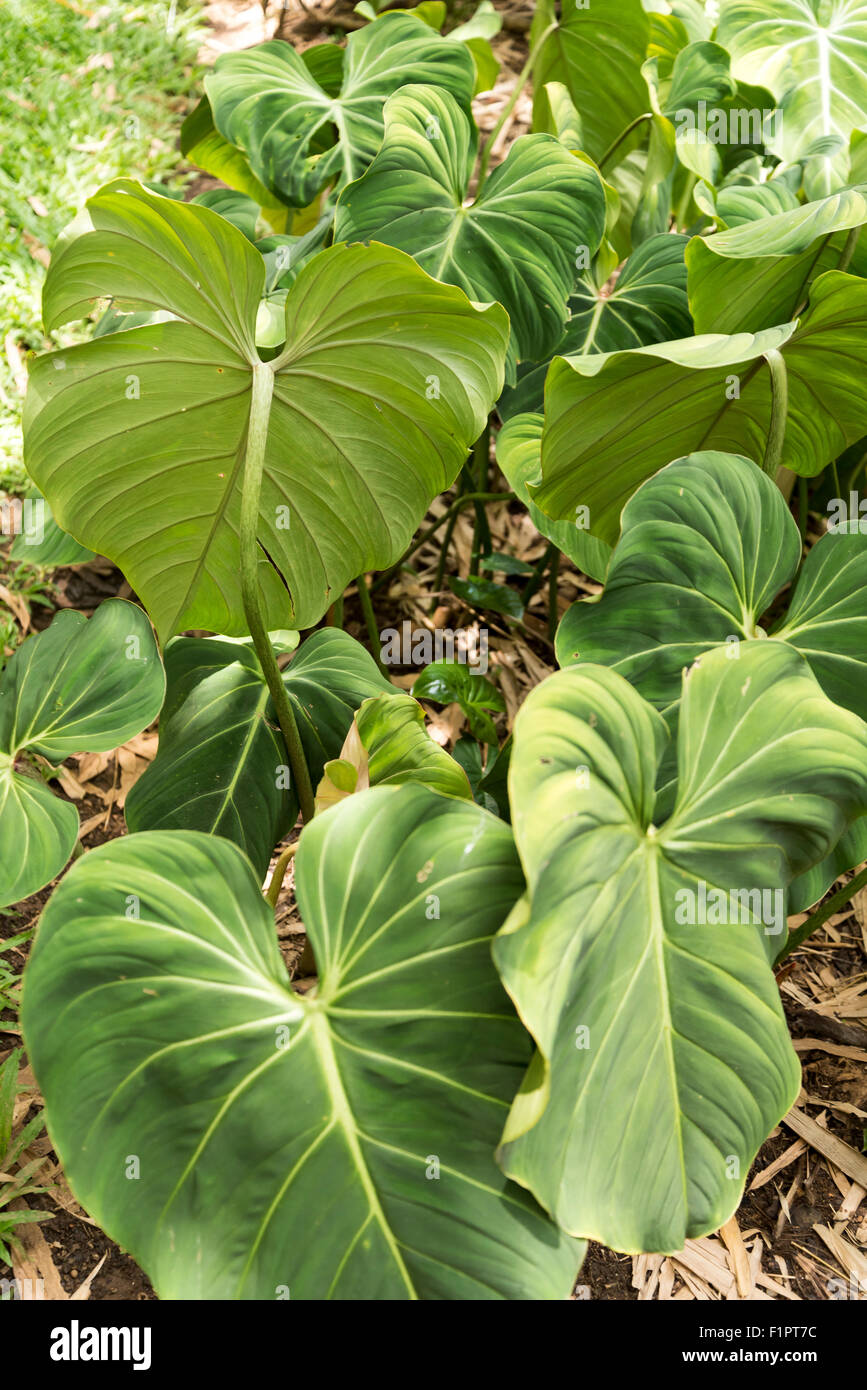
[{"left": 0, "top": 0, "right": 205, "bottom": 487}]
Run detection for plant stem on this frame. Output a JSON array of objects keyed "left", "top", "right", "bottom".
[
  {"left": 776, "top": 861, "right": 867, "bottom": 965},
  {"left": 838, "top": 225, "right": 861, "bottom": 273},
  {"left": 522, "top": 539, "right": 557, "bottom": 606},
  {"left": 798, "top": 475, "right": 809, "bottom": 543},
  {"left": 762, "top": 349, "right": 788, "bottom": 477},
  {"left": 431, "top": 507, "right": 460, "bottom": 612},
  {"left": 413, "top": 492, "right": 511, "bottom": 564},
  {"left": 675, "top": 171, "right": 699, "bottom": 231},
  {"left": 372, "top": 490, "right": 514, "bottom": 594},
  {"left": 832, "top": 456, "right": 842, "bottom": 500},
  {"left": 547, "top": 546, "right": 560, "bottom": 642},
  {"left": 266, "top": 841, "right": 297, "bottom": 909},
  {"left": 476, "top": 20, "right": 558, "bottom": 190},
  {"left": 469, "top": 426, "right": 493, "bottom": 573},
  {"left": 599, "top": 112, "right": 651, "bottom": 173},
  {"left": 355, "top": 571, "right": 388, "bottom": 676},
  {"left": 240, "top": 363, "right": 315, "bottom": 825}
]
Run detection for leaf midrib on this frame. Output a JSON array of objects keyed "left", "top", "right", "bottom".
[{"left": 308, "top": 1006, "right": 417, "bottom": 1299}]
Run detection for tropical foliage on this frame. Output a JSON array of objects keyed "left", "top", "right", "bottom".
[{"left": 8, "top": 0, "right": 867, "bottom": 1298}]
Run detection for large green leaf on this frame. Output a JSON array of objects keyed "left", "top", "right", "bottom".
[
  {"left": 555, "top": 453, "right": 867, "bottom": 901},
  {"left": 495, "top": 414, "right": 612, "bottom": 582},
  {"left": 718, "top": 0, "right": 867, "bottom": 198},
  {"left": 205, "top": 14, "right": 475, "bottom": 208},
  {"left": 533, "top": 270, "right": 867, "bottom": 542},
  {"left": 125, "top": 629, "right": 395, "bottom": 879},
  {"left": 0, "top": 601, "right": 164, "bottom": 907},
  {"left": 25, "top": 182, "right": 508, "bottom": 640},
  {"left": 687, "top": 185, "right": 867, "bottom": 334},
  {"left": 554, "top": 451, "right": 801, "bottom": 697},
  {"left": 555, "top": 453, "right": 867, "bottom": 912},
  {"left": 499, "top": 233, "right": 693, "bottom": 419},
  {"left": 495, "top": 642, "right": 867, "bottom": 1250},
  {"left": 531, "top": 0, "right": 651, "bottom": 165},
  {"left": 774, "top": 519, "right": 867, "bottom": 717},
  {"left": 22, "top": 792, "right": 583, "bottom": 1298},
  {"left": 335, "top": 85, "right": 605, "bottom": 378}
]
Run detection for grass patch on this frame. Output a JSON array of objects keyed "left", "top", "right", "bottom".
[{"left": 0, "top": 0, "right": 205, "bottom": 487}]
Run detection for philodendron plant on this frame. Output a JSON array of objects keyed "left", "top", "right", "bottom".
[
  {"left": 554, "top": 450, "right": 867, "bottom": 914},
  {"left": 13, "top": 0, "right": 867, "bottom": 1299},
  {"left": 0, "top": 601, "right": 164, "bottom": 907}
]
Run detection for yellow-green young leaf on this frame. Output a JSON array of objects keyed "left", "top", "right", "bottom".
[
  {"left": 687, "top": 185, "right": 867, "bottom": 334},
  {"left": 0, "top": 601, "right": 164, "bottom": 907},
  {"left": 179, "top": 95, "right": 291, "bottom": 232},
  {"left": 25, "top": 182, "right": 508, "bottom": 640},
  {"left": 314, "top": 691, "right": 470, "bottom": 810},
  {"left": 335, "top": 85, "right": 606, "bottom": 380},
  {"left": 355, "top": 691, "right": 472, "bottom": 797},
  {"left": 22, "top": 792, "right": 583, "bottom": 1298},
  {"left": 495, "top": 643, "right": 867, "bottom": 1251}
]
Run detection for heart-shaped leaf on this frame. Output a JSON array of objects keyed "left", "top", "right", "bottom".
[
  {"left": 534, "top": 271, "right": 867, "bottom": 542},
  {"left": 125, "top": 629, "right": 395, "bottom": 879},
  {"left": 0, "top": 600, "right": 164, "bottom": 907},
  {"left": 687, "top": 185, "right": 867, "bottom": 334},
  {"left": 25, "top": 181, "right": 508, "bottom": 639},
  {"left": 499, "top": 232, "right": 692, "bottom": 419},
  {"left": 413, "top": 658, "right": 504, "bottom": 744},
  {"left": 495, "top": 642, "right": 867, "bottom": 1250},
  {"left": 556, "top": 452, "right": 867, "bottom": 720},
  {"left": 22, "top": 790, "right": 583, "bottom": 1298},
  {"left": 531, "top": 0, "right": 651, "bottom": 165},
  {"left": 719, "top": 0, "right": 867, "bottom": 197},
  {"left": 554, "top": 451, "right": 799, "bottom": 695},
  {"left": 335, "top": 84, "right": 606, "bottom": 378},
  {"left": 205, "top": 13, "right": 475, "bottom": 208},
  {"left": 555, "top": 452, "right": 867, "bottom": 911}
]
